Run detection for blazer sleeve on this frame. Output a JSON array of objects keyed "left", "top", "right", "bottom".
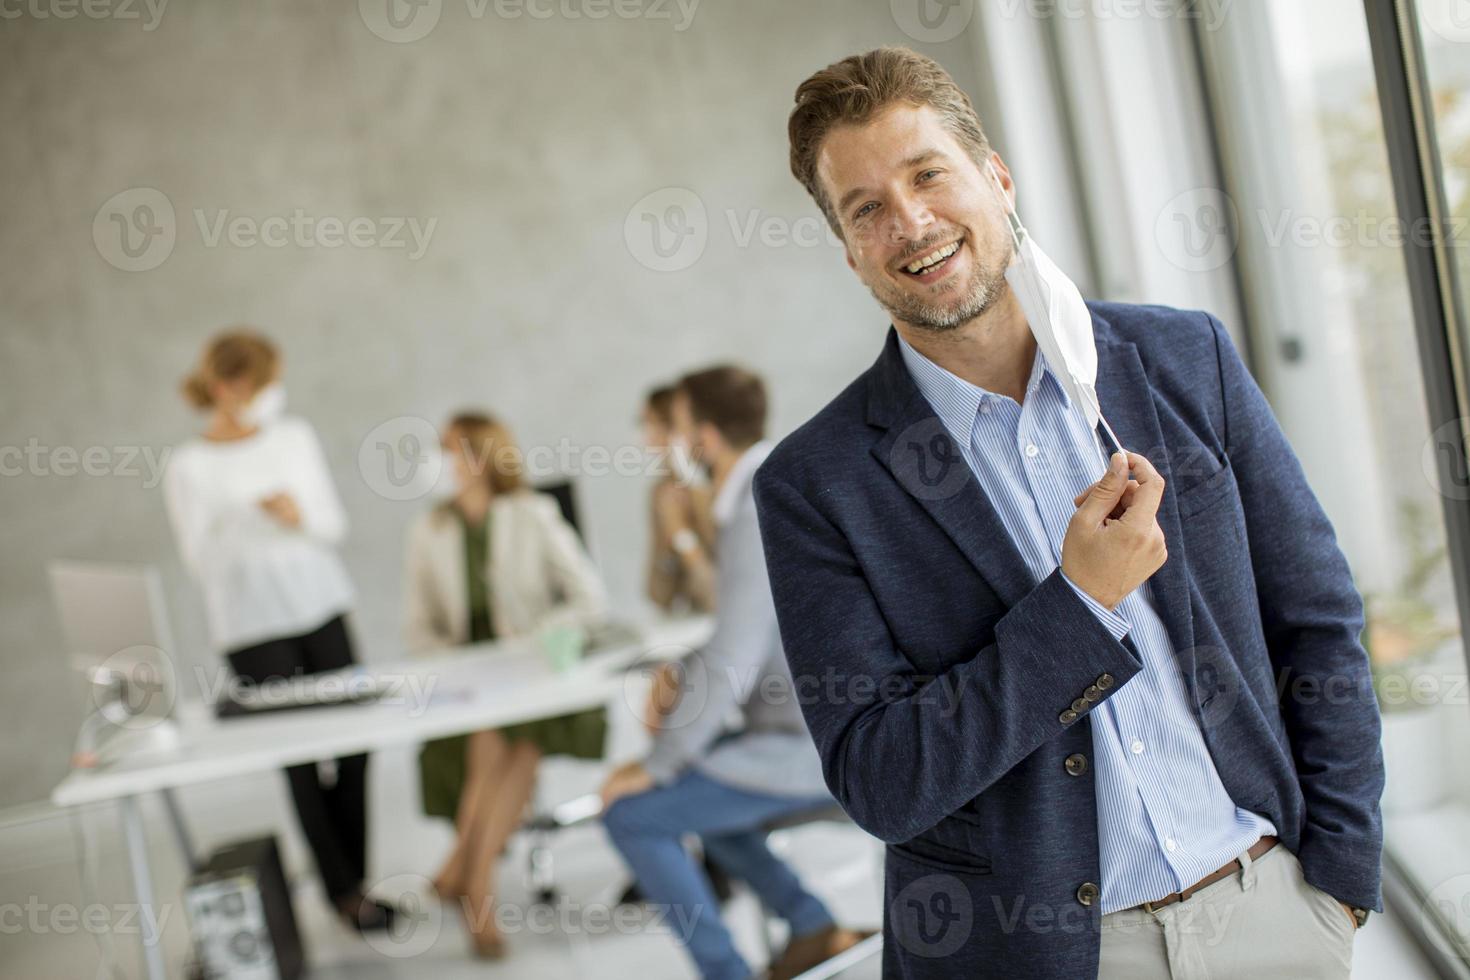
[
  {"left": 532, "top": 495, "right": 609, "bottom": 631},
  {"left": 402, "top": 515, "right": 451, "bottom": 656},
  {"left": 754, "top": 465, "right": 1146, "bottom": 845},
  {"left": 1207, "top": 312, "right": 1385, "bottom": 912}
]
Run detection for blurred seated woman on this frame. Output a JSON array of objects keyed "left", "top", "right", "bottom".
[{"left": 402, "top": 412, "right": 608, "bottom": 958}]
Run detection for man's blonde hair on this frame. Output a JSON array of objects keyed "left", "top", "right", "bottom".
[{"left": 788, "top": 47, "right": 992, "bottom": 234}]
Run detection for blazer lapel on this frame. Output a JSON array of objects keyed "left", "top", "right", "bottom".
[
  {"left": 867, "top": 330, "right": 1037, "bottom": 609},
  {"left": 1093, "top": 320, "right": 1196, "bottom": 661}
]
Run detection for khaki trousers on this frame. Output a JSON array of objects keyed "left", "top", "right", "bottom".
[{"left": 1098, "top": 843, "right": 1356, "bottom": 979}]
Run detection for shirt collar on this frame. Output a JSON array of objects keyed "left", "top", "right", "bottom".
[
  {"left": 712, "top": 439, "right": 774, "bottom": 526},
  {"left": 896, "top": 331, "right": 1066, "bottom": 445}
]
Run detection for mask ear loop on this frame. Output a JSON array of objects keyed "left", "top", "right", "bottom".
[
  {"left": 986, "top": 160, "right": 1127, "bottom": 464},
  {"left": 984, "top": 160, "right": 1027, "bottom": 253}
]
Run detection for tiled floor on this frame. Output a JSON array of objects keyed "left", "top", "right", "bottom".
[{"left": 0, "top": 733, "right": 1447, "bottom": 979}]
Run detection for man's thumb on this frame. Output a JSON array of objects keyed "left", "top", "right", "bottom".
[{"left": 1078, "top": 452, "right": 1128, "bottom": 517}]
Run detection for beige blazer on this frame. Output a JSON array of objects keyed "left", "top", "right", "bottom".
[{"left": 402, "top": 490, "right": 608, "bottom": 655}]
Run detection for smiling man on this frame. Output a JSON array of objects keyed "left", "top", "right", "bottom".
[{"left": 752, "top": 47, "right": 1383, "bottom": 979}]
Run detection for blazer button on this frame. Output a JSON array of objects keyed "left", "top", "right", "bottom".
[
  {"left": 1096, "top": 673, "right": 1115, "bottom": 690},
  {"left": 1083, "top": 685, "right": 1102, "bottom": 702},
  {"left": 1070, "top": 697, "right": 1088, "bottom": 713},
  {"left": 1077, "top": 882, "right": 1100, "bottom": 907},
  {"left": 1064, "top": 753, "right": 1088, "bottom": 776},
  {"left": 1059, "top": 708, "right": 1078, "bottom": 724}
]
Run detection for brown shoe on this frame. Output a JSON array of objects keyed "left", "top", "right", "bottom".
[{"left": 768, "top": 925, "right": 876, "bottom": 980}]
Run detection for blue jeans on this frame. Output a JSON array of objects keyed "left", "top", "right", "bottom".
[{"left": 602, "top": 769, "right": 836, "bottom": 980}]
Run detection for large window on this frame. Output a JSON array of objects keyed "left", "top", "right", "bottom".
[{"left": 1197, "top": 0, "right": 1470, "bottom": 965}]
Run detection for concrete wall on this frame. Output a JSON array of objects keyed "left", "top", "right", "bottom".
[{"left": 0, "top": 0, "right": 988, "bottom": 807}]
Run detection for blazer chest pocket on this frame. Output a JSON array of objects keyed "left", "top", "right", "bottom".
[{"left": 1175, "top": 458, "right": 1237, "bottom": 518}]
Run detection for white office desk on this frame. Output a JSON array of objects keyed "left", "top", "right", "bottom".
[{"left": 50, "top": 615, "right": 712, "bottom": 980}]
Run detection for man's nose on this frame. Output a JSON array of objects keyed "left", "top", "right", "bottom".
[{"left": 879, "top": 194, "right": 935, "bottom": 248}]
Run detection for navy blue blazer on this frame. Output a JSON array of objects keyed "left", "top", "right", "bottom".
[{"left": 753, "top": 302, "right": 1384, "bottom": 979}]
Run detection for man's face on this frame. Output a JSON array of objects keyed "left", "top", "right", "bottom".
[{"left": 816, "top": 103, "right": 1014, "bottom": 333}]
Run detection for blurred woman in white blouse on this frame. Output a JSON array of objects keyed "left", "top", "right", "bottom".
[
  {"left": 403, "top": 412, "right": 608, "bottom": 959},
  {"left": 162, "top": 329, "right": 394, "bottom": 934}
]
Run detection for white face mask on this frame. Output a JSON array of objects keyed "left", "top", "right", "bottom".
[
  {"left": 667, "top": 435, "right": 705, "bottom": 486},
  {"left": 985, "top": 162, "right": 1123, "bottom": 461},
  {"left": 240, "top": 382, "right": 286, "bottom": 427}
]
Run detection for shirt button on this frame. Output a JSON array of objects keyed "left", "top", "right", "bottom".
[
  {"left": 1025, "top": 443, "right": 1040, "bottom": 457},
  {"left": 1165, "top": 838, "right": 1178, "bottom": 853},
  {"left": 980, "top": 402, "right": 991, "bottom": 415},
  {"left": 1130, "top": 739, "right": 1145, "bottom": 755}
]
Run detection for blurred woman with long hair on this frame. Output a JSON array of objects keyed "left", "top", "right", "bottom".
[{"left": 403, "top": 412, "right": 608, "bottom": 958}]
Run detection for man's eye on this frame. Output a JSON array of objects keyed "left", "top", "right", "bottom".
[
  {"left": 854, "top": 202, "right": 877, "bottom": 219},
  {"left": 919, "top": 169, "right": 941, "bottom": 182}
]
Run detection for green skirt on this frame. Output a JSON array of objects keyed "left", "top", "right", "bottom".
[{"left": 418, "top": 708, "right": 607, "bottom": 820}]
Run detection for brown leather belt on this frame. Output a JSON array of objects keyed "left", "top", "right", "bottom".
[{"left": 1130, "top": 836, "right": 1278, "bottom": 914}]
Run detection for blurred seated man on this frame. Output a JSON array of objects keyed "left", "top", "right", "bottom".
[
  {"left": 601, "top": 366, "right": 870, "bottom": 980},
  {"left": 640, "top": 383, "right": 719, "bottom": 734}
]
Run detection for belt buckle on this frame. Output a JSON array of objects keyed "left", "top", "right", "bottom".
[{"left": 1141, "top": 899, "right": 1162, "bottom": 915}]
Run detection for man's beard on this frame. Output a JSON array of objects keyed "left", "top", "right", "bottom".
[{"left": 868, "top": 239, "right": 1012, "bottom": 333}]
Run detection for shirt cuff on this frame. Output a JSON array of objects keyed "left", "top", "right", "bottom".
[{"left": 1060, "top": 571, "right": 1132, "bottom": 642}]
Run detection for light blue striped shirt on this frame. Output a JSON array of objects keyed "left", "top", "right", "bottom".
[{"left": 898, "top": 333, "right": 1275, "bottom": 914}]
